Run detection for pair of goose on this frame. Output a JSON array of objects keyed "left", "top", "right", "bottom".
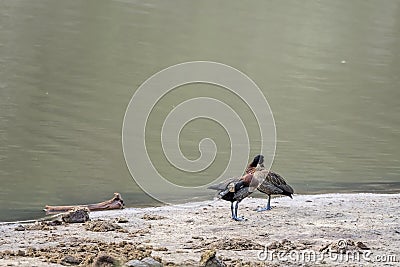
[{"left": 208, "top": 155, "right": 294, "bottom": 221}]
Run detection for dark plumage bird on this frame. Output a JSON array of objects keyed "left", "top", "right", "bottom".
[
  {"left": 208, "top": 164, "right": 266, "bottom": 221},
  {"left": 245, "top": 155, "right": 294, "bottom": 211},
  {"left": 257, "top": 171, "right": 294, "bottom": 211}
]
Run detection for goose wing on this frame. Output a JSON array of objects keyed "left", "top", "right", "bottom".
[
  {"left": 207, "top": 177, "right": 241, "bottom": 191},
  {"left": 233, "top": 187, "right": 253, "bottom": 201},
  {"left": 258, "top": 171, "right": 294, "bottom": 195}
]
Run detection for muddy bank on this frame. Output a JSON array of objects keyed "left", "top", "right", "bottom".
[{"left": 0, "top": 193, "right": 399, "bottom": 266}]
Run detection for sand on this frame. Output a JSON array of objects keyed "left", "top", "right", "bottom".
[{"left": 0, "top": 193, "right": 399, "bottom": 266}]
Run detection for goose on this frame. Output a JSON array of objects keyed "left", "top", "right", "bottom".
[
  {"left": 208, "top": 164, "right": 266, "bottom": 221},
  {"left": 245, "top": 155, "right": 294, "bottom": 211}
]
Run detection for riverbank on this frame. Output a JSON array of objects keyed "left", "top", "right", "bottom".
[{"left": 0, "top": 193, "right": 399, "bottom": 266}]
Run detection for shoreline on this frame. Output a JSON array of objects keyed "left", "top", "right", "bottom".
[{"left": 1, "top": 193, "right": 399, "bottom": 266}]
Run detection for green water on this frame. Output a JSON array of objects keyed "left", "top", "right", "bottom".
[{"left": 0, "top": 0, "right": 399, "bottom": 222}]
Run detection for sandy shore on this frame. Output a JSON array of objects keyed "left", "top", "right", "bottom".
[{"left": 0, "top": 193, "right": 399, "bottom": 266}]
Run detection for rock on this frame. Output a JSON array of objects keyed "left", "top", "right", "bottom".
[
  {"left": 141, "top": 257, "right": 163, "bottom": 266},
  {"left": 125, "top": 259, "right": 149, "bottom": 267},
  {"left": 93, "top": 254, "right": 119, "bottom": 267},
  {"left": 136, "top": 244, "right": 146, "bottom": 251},
  {"left": 16, "top": 250, "right": 25, "bottom": 256},
  {"left": 62, "top": 207, "right": 90, "bottom": 223},
  {"left": 61, "top": 255, "right": 81, "bottom": 265},
  {"left": 14, "top": 224, "right": 25, "bottom": 231},
  {"left": 117, "top": 217, "right": 129, "bottom": 223},
  {"left": 200, "top": 249, "right": 226, "bottom": 267},
  {"left": 356, "top": 241, "right": 370, "bottom": 250}
]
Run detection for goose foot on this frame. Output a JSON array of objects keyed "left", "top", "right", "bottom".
[
  {"left": 232, "top": 216, "right": 246, "bottom": 221},
  {"left": 257, "top": 196, "right": 272, "bottom": 212},
  {"left": 256, "top": 207, "right": 272, "bottom": 212}
]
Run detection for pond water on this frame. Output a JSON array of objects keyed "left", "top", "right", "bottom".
[{"left": 0, "top": 0, "right": 399, "bottom": 221}]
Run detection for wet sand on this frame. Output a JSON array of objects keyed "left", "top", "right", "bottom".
[{"left": 0, "top": 193, "right": 399, "bottom": 266}]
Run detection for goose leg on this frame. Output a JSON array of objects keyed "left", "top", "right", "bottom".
[
  {"left": 233, "top": 201, "right": 245, "bottom": 221},
  {"left": 230, "top": 202, "right": 236, "bottom": 219},
  {"left": 257, "top": 195, "right": 272, "bottom": 212}
]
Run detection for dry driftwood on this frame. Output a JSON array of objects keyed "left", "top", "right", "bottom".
[{"left": 44, "top": 192, "right": 124, "bottom": 214}]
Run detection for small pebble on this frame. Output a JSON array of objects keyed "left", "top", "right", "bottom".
[
  {"left": 14, "top": 225, "right": 25, "bottom": 231},
  {"left": 117, "top": 217, "right": 129, "bottom": 223}
]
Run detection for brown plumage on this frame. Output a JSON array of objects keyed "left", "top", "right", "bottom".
[
  {"left": 258, "top": 171, "right": 294, "bottom": 197},
  {"left": 246, "top": 155, "right": 294, "bottom": 211}
]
